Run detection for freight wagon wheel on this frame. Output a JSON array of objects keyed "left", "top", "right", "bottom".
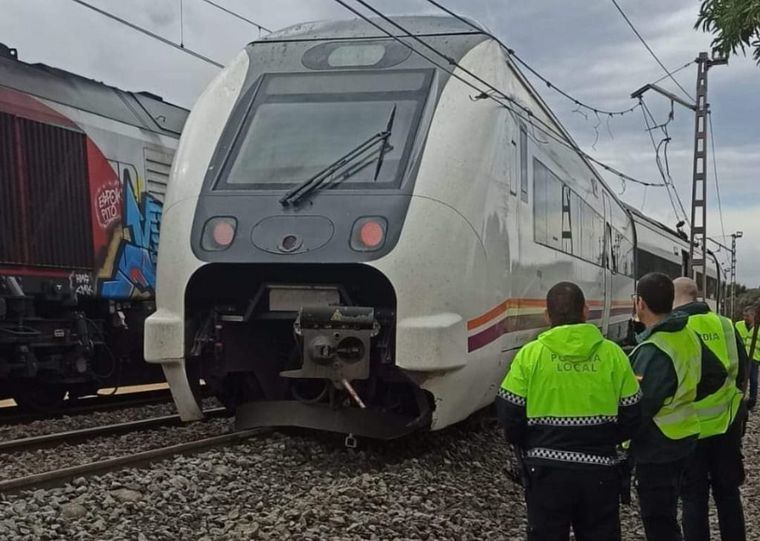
[{"left": 12, "top": 382, "right": 67, "bottom": 412}]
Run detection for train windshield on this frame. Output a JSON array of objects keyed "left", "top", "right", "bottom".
[{"left": 217, "top": 69, "right": 433, "bottom": 190}]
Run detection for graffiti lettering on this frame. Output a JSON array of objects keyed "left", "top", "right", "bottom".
[
  {"left": 99, "top": 166, "right": 161, "bottom": 299},
  {"left": 69, "top": 271, "right": 95, "bottom": 297},
  {"left": 96, "top": 183, "right": 122, "bottom": 229}
]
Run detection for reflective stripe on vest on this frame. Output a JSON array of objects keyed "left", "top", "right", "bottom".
[
  {"left": 687, "top": 313, "right": 743, "bottom": 438},
  {"left": 633, "top": 328, "right": 701, "bottom": 441}
]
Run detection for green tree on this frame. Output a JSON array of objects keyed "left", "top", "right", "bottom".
[
  {"left": 696, "top": 0, "right": 760, "bottom": 63},
  {"left": 733, "top": 288, "right": 760, "bottom": 320}
]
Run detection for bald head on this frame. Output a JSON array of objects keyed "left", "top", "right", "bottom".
[{"left": 673, "top": 277, "right": 699, "bottom": 309}]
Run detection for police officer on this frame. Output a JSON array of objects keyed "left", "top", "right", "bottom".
[
  {"left": 628, "top": 273, "right": 726, "bottom": 541},
  {"left": 497, "top": 282, "right": 641, "bottom": 541},
  {"left": 735, "top": 305, "right": 760, "bottom": 410},
  {"left": 673, "top": 277, "right": 748, "bottom": 541}
]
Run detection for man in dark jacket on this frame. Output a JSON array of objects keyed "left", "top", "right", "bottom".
[
  {"left": 497, "top": 282, "right": 641, "bottom": 540},
  {"left": 629, "top": 272, "right": 727, "bottom": 541},
  {"left": 674, "top": 277, "right": 748, "bottom": 541}
]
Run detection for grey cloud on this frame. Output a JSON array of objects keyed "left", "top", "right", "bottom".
[{"left": 1, "top": 0, "right": 757, "bottom": 284}]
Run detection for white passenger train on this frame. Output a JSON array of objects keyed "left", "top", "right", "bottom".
[
  {"left": 145, "top": 17, "right": 723, "bottom": 438},
  {"left": 626, "top": 205, "right": 722, "bottom": 312}
]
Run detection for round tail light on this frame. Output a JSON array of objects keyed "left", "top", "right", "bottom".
[
  {"left": 202, "top": 217, "right": 237, "bottom": 251},
  {"left": 350, "top": 217, "right": 387, "bottom": 252}
]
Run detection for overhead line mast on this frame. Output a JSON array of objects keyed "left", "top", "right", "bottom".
[
  {"left": 688, "top": 53, "right": 727, "bottom": 300},
  {"left": 632, "top": 53, "right": 726, "bottom": 300}
]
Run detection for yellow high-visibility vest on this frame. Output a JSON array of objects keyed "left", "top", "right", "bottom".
[{"left": 688, "top": 313, "right": 742, "bottom": 438}]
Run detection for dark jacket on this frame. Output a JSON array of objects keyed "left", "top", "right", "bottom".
[{"left": 628, "top": 311, "right": 727, "bottom": 464}]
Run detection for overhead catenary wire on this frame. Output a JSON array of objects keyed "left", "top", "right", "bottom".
[
  {"left": 332, "top": 0, "right": 663, "bottom": 188},
  {"left": 609, "top": 0, "right": 694, "bottom": 101},
  {"left": 707, "top": 112, "right": 728, "bottom": 244},
  {"left": 70, "top": 0, "right": 224, "bottom": 68},
  {"left": 638, "top": 98, "right": 682, "bottom": 224},
  {"left": 639, "top": 98, "right": 690, "bottom": 224},
  {"left": 198, "top": 0, "right": 272, "bottom": 34},
  {"left": 650, "top": 61, "right": 695, "bottom": 86},
  {"left": 422, "top": 0, "right": 640, "bottom": 117}
]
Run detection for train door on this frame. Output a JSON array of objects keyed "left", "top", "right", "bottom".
[{"left": 601, "top": 193, "right": 613, "bottom": 335}]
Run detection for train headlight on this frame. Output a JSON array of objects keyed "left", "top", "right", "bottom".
[
  {"left": 202, "top": 217, "right": 237, "bottom": 251},
  {"left": 350, "top": 217, "right": 386, "bottom": 251}
]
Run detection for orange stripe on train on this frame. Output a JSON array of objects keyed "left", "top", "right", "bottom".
[{"left": 467, "top": 298, "right": 632, "bottom": 331}]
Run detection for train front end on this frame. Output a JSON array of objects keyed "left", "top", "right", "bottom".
[{"left": 145, "top": 17, "right": 491, "bottom": 438}]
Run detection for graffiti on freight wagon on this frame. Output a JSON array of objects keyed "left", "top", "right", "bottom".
[{"left": 99, "top": 165, "right": 161, "bottom": 299}]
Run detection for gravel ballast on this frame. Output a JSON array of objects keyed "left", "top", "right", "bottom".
[
  {"left": 1, "top": 412, "right": 759, "bottom": 539},
  {"left": 0, "top": 398, "right": 220, "bottom": 443},
  {"left": 0, "top": 417, "right": 232, "bottom": 482}
]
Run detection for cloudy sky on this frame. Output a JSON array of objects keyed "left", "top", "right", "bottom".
[{"left": 2, "top": 0, "right": 758, "bottom": 286}]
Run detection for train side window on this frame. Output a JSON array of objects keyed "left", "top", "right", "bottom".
[
  {"left": 580, "top": 202, "right": 595, "bottom": 263},
  {"left": 697, "top": 273, "right": 718, "bottom": 299},
  {"left": 546, "top": 174, "right": 562, "bottom": 250},
  {"left": 613, "top": 229, "right": 634, "bottom": 277},
  {"left": 561, "top": 186, "right": 573, "bottom": 254},
  {"left": 569, "top": 191, "right": 583, "bottom": 258},
  {"left": 510, "top": 138, "right": 518, "bottom": 195},
  {"left": 637, "top": 249, "right": 681, "bottom": 278},
  {"left": 534, "top": 159, "right": 548, "bottom": 244},
  {"left": 606, "top": 224, "right": 615, "bottom": 271},
  {"left": 594, "top": 213, "right": 604, "bottom": 266},
  {"left": 534, "top": 158, "right": 607, "bottom": 266},
  {"left": 533, "top": 159, "right": 562, "bottom": 250},
  {"left": 520, "top": 125, "right": 528, "bottom": 202},
  {"left": 707, "top": 276, "right": 717, "bottom": 299}
]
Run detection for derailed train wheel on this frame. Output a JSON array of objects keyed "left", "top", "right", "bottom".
[{"left": 12, "top": 381, "right": 67, "bottom": 412}]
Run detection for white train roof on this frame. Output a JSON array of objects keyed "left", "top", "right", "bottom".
[{"left": 261, "top": 15, "right": 483, "bottom": 42}]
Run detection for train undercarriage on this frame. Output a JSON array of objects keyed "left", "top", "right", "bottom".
[
  {"left": 186, "top": 264, "right": 433, "bottom": 440},
  {"left": 0, "top": 275, "right": 162, "bottom": 410}
]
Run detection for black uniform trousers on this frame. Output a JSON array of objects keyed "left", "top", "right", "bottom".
[
  {"left": 681, "top": 416, "right": 746, "bottom": 541},
  {"left": 525, "top": 465, "right": 621, "bottom": 541},
  {"left": 635, "top": 458, "right": 688, "bottom": 541}
]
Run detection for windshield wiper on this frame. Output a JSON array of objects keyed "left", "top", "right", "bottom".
[
  {"left": 373, "top": 104, "right": 396, "bottom": 181},
  {"left": 280, "top": 105, "right": 397, "bottom": 207}
]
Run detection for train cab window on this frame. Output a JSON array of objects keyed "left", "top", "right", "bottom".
[
  {"left": 215, "top": 70, "right": 433, "bottom": 190},
  {"left": 520, "top": 125, "right": 528, "bottom": 202}
]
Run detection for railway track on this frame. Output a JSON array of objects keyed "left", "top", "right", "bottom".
[
  {"left": 0, "top": 427, "right": 270, "bottom": 494},
  {"left": 0, "top": 389, "right": 176, "bottom": 425},
  {"left": 0, "top": 407, "right": 229, "bottom": 453}
]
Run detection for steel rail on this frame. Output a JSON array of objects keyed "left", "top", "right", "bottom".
[
  {"left": 0, "top": 390, "right": 176, "bottom": 425},
  {"left": 0, "top": 427, "right": 269, "bottom": 494},
  {"left": 0, "top": 407, "right": 229, "bottom": 453}
]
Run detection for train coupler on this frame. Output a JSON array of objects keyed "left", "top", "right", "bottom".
[{"left": 281, "top": 306, "right": 379, "bottom": 383}]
